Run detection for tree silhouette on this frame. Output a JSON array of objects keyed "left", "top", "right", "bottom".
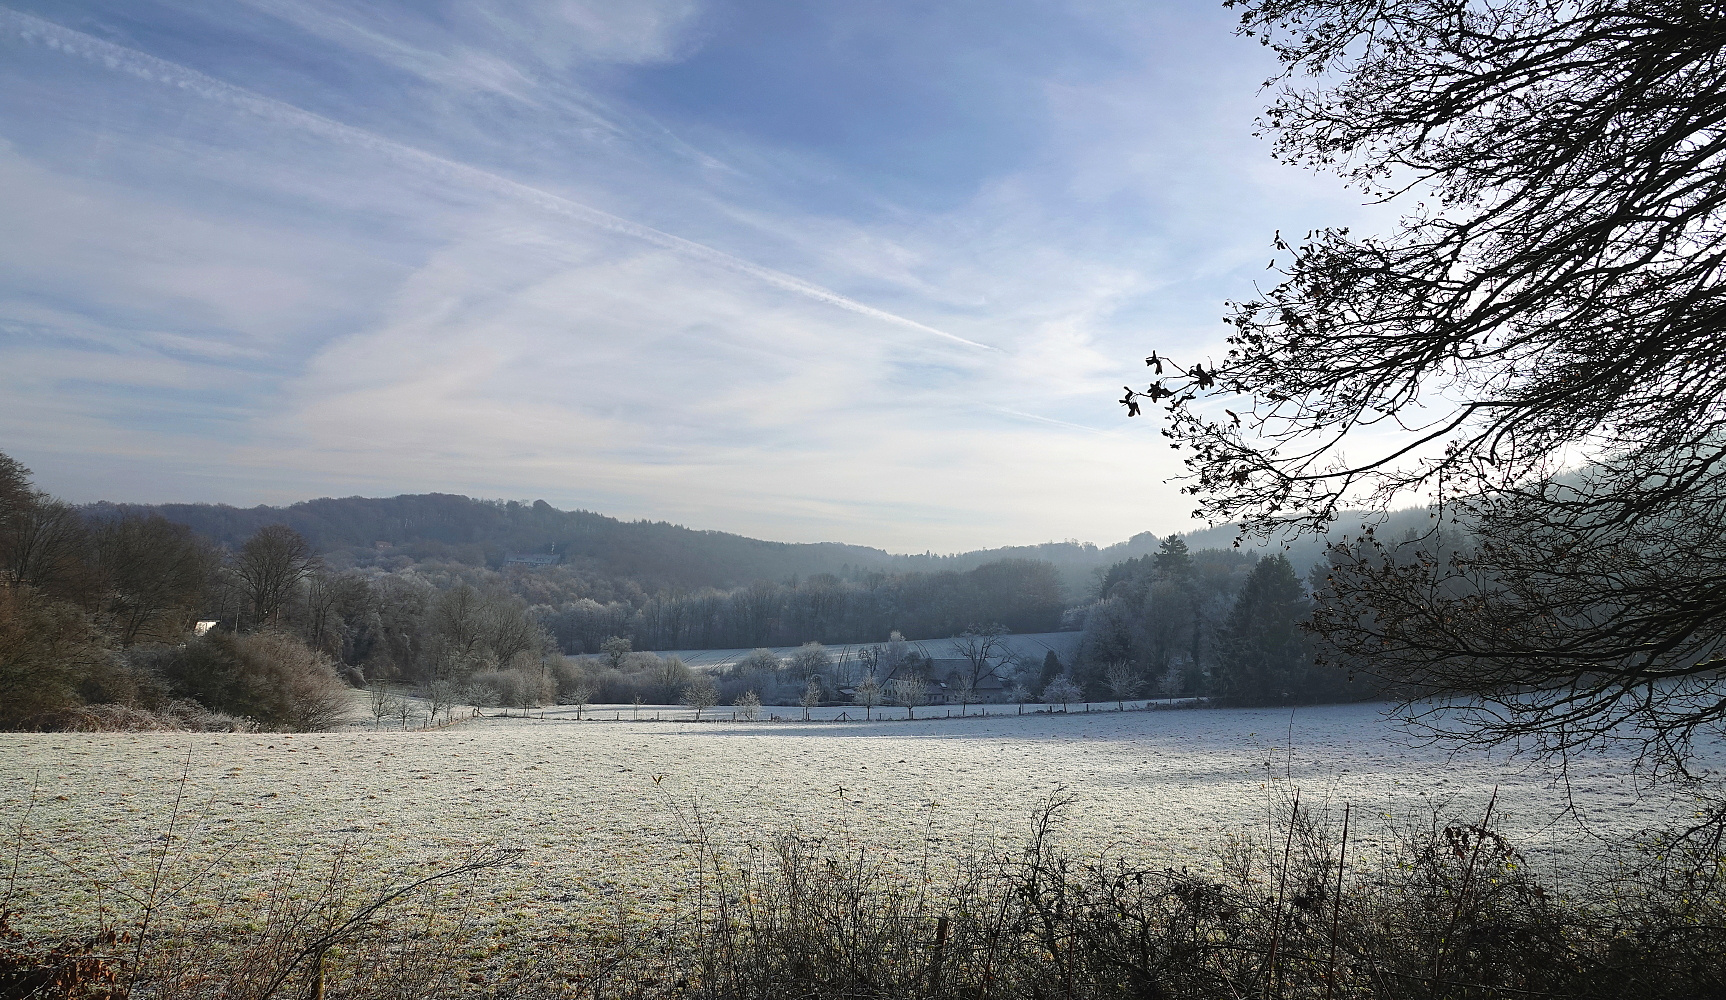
[
  {"left": 1128, "top": 0, "right": 1726, "bottom": 774},
  {"left": 232, "top": 525, "right": 314, "bottom": 630},
  {"left": 1213, "top": 555, "right": 1310, "bottom": 706}
]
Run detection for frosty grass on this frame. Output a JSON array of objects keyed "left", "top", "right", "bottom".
[{"left": 2, "top": 702, "right": 1707, "bottom": 943}]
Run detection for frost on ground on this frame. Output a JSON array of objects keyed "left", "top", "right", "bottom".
[{"left": 2, "top": 703, "right": 1709, "bottom": 942}]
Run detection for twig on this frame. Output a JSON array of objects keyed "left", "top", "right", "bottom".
[
  {"left": 253, "top": 847, "right": 524, "bottom": 1000},
  {"left": 1325, "top": 802, "right": 1350, "bottom": 1000},
  {"left": 1, "top": 772, "right": 41, "bottom": 920},
  {"left": 124, "top": 750, "right": 195, "bottom": 995},
  {"left": 1432, "top": 785, "right": 1498, "bottom": 996},
  {"left": 929, "top": 913, "right": 949, "bottom": 991},
  {"left": 1266, "top": 787, "right": 1299, "bottom": 1000}
]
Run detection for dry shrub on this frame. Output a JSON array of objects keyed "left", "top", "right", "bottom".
[
  {"left": 0, "top": 914, "right": 124, "bottom": 1000},
  {"left": 35, "top": 700, "right": 253, "bottom": 733},
  {"left": 471, "top": 667, "right": 554, "bottom": 714},
  {"left": 3, "top": 825, "right": 518, "bottom": 1000},
  {"left": 575, "top": 793, "right": 1726, "bottom": 1000},
  {"left": 243, "top": 632, "right": 351, "bottom": 731},
  {"left": 0, "top": 585, "right": 113, "bottom": 727},
  {"left": 5, "top": 787, "right": 1723, "bottom": 999},
  {"left": 156, "top": 631, "right": 349, "bottom": 731}
]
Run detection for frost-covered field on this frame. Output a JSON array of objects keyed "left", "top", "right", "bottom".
[{"left": 3, "top": 703, "right": 1712, "bottom": 940}]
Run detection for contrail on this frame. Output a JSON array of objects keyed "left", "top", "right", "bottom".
[{"left": 0, "top": 7, "right": 995, "bottom": 352}]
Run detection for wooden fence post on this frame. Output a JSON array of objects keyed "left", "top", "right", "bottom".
[{"left": 929, "top": 914, "right": 950, "bottom": 991}]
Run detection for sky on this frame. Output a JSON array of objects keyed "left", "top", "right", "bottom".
[{"left": 0, "top": 0, "right": 1373, "bottom": 553}]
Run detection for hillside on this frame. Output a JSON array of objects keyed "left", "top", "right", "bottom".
[
  {"left": 83, "top": 494, "right": 1162, "bottom": 597},
  {"left": 1176, "top": 507, "right": 1441, "bottom": 572},
  {"left": 84, "top": 493, "right": 1418, "bottom": 599}
]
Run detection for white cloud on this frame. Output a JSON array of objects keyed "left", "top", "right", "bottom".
[{"left": 0, "top": 0, "right": 1375, "bottom": 550}]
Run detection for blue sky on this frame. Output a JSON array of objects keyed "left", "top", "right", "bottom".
[{"left": 0, "top": 0, "right": 1370, "bottom": 552}]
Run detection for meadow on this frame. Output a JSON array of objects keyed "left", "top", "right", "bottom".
[{"left": 4, "top": 700, "right": 1706, "bottom": 950}]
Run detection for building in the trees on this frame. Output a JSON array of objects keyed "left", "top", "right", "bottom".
[{"left": 921, "top": 657, "right": 1008, "bottom": 705}]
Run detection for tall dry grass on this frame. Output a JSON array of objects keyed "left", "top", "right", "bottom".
[{"left": 4, "top": 782, "right": 1722, "bottom": 999}]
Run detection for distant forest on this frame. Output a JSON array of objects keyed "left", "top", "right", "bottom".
[
  {"left": 83, "top": 492, "right": 1435, "bottom": 680},
  {"left": 1, "top": 462, "right": 1421, "bottom": 732},
  {"left": 85, "top": 493, "right": 1166, "bottom": 597},
  {"left": 66, "top": 493, "right": 1163, "bottom": 650}
]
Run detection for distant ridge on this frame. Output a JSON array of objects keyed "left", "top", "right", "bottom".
[
  {"left": 82, "top": 492, "right": 1419, "bottom": 597},
  {"left": 81, "top": 493, "right": 1164, "bottom": 596}
]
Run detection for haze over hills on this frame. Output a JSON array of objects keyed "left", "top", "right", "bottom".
[
  {"left": 84, "top": 492, "right": 1433, "bottom": 600},
  {"left": 84, "top": 493, "right": 1167, "bottom": 597}
]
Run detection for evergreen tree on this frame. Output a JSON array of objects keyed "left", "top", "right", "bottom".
[
  {"left": 1213, "top": 555, "right": 1310, "bottom": 705},
  {"left": 1038, "top": 650, "right": 1063, "bottom": 690},
  {"left": 1152, "top": 536, "right": 1191, "bottom": 578},
  {"left": 1159, "top": 535, "right": 1201, "bottom": 670}
]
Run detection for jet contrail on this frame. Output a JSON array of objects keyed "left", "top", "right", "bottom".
[{"left": 0, "top": 7, "right": 995, "bottom": 351}]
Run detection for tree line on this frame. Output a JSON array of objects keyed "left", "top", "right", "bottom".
[
  {"left": 0, "top": 450, "right": 1080, "bottom": 729},
  {"left": 89, "top": 493, "right": 1158, "bottom": 596},
  {"left": 1066, "top": 536, "right": 1372, "bottom": 708},
  {"left": 6, "top": 434, "right": 1389, "bottom": 732},
  {"left": 0, "top": 452, "right": 564, "bottom": 730},
  {"left": 535, "top": 558, "right": 1063, "bottom": 653}
]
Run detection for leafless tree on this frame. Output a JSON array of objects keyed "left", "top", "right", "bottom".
[
  {"left": 569, "top": 678, "right": 593, "bottom": 720},
  {"left": 0, "top": 453, "right": 30, "bottom": 524},
  {"left": 852, "top": 675, "right": 882, "bottom": 721},
  {"left": 368, "top": 682, "right": 393, "bottom": 729},
  {"left": 856, "top": 644, "right": 880, "bottom": 684},
  {"left": 949, "top": 623, "right": 1008, "bottom": 712},
  {"left": 90, "top": 514, "right": 216, "bottom": 646},
  {"left": 0, "top": 493, "right": 91, "bottom": 605},
  {"left": 682, "top": 674, "right": 719, "bottom": 722},
  {"left": 735, "top": 647, "right": 784, "bottom": 675},
  {"left": 232, "top": 525, "right": 315, "bottom": 631},
  {"left": 950, "top": 672, "right": 978, "bottom": 715},
  {"left": 1043, "top": 674, "right": 1082, "bottom": 713},
  {"left": 1122, "top": 0, "right": 1726, "bottom": 775},
  {"left": 889, "top": 674, "right": 928, "bottom": 721},
  {"left": 1156, "top": 657, "right": 1190, "bottom": 702},
  {"left": 301, "top": 568, "right": 373, "bottom": 662},
  {"left": 788, "top": 641, "right": 828, "bottom": 678},
  {"left": 733, "top": 690, "right": 761, "bottom": 722},
  {"left": 655, "top": 655, "right": 692, "bottom": 702},
  {"left": 800, "top": 676, "right": 822, "bottom": 721},
  {"left": 489, "top": 602, "right": 547, "bottom": 670},
  {"left": 427, "top": 677, "right": 458, "bottom": 726},
  {"left": 1102, "top": 662, "right": 1140, "bottom": 711},
  {"left": 510, "top": 666, "right": 550, "bottom": 717},
  {"left": 601, "top": 635, "right": 632, "bottom": 670},
  {"left": 462, "top": 679, "right": 493, "bottom": 719},
  {"left": 849, "top": 634, "right": 905, "bottom": 688}
]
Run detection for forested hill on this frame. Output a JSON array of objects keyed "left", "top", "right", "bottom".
[
  {"left": 1174, "top": 507, "right": 1445, "bottom": 570},
  {"left": 82, "top": 494, "right": 1164, "bottom": 595}
]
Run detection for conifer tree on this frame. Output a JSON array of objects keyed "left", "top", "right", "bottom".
[{"left": 1214, "top": 555, "right": 1309, "bottom": 705}]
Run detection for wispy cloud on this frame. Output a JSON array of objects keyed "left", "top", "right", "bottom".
[
  {"left": 0, "top": 7, "right": 989, "bottom": 351},
  {"left": 0, "top": 0, "right": 1368, "bottom": 550}
]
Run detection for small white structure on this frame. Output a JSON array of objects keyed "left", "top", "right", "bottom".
[{"left": 193, "top": 620, "right": 219, "bottom": 636}]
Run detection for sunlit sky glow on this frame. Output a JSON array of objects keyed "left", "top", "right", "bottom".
[{"left": 0, "top": 0, "right": 1371, "bottom": 552}]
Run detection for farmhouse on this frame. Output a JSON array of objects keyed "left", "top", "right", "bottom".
[{"left": 919, "top": 657, "right": 1009, "bottom": 704}]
